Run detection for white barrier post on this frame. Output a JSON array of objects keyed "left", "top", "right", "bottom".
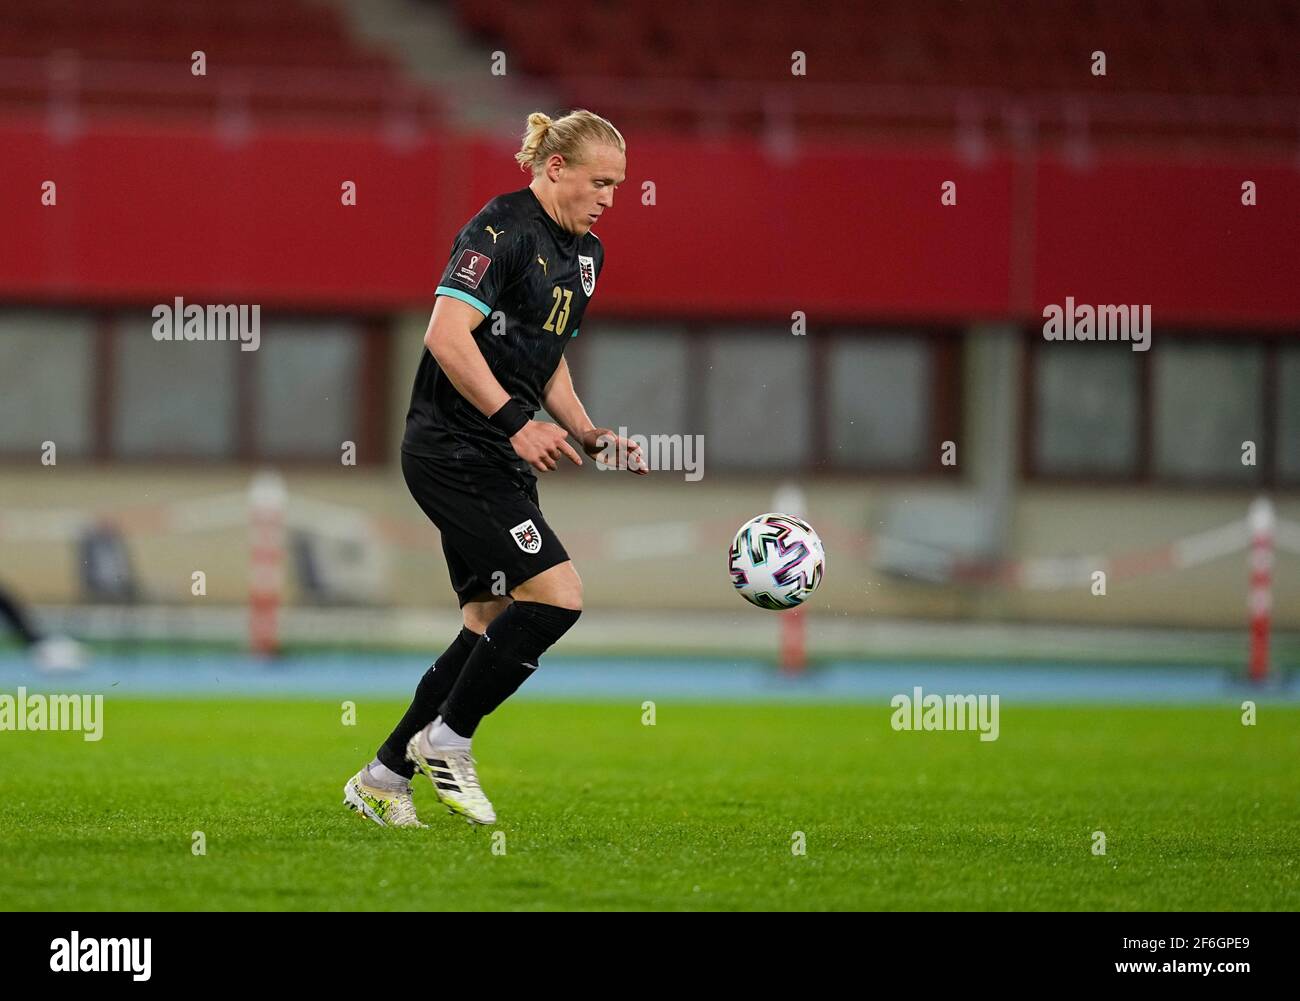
[
  {"left": 1247, "top": 497, "right": 1274, "bottom": 684},
  {"left": 248, "top": 472, "right": 287, "bottom": 657}
]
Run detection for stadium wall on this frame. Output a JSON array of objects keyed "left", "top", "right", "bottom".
[{"left": 2, "top": 122, "right": 1298, "bottom": 327}]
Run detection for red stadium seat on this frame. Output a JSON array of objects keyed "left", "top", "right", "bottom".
[{"left": 0, "top": 0, "right": 439, "bottom": 129}]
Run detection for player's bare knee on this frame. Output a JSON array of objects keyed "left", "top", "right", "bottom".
[
  {"left": 548, "top": 565, "right": 583, "bottom": 611},
  {"left": 513, "top": 562, "right": 582, "bottom": 611},
  {"left": 556, "top": 565, "right": 583, "bottom": 611},
  {"left": 462, "top": 596, "right": 509, "bottom": 633}
]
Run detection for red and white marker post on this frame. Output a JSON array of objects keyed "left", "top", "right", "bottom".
[
  {"left": 780, "top": 601, "right": 807, "bottom": 675},
  {"left": 1247, "top": 497, "right": 1275, "bottom": 684},
  {"left": 248, "top": 472, "right": 287, "bottom": 657},
  {"left": 773, "top": 482, "right": 809, "bottom": 676}
]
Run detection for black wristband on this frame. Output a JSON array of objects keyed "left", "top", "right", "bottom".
[{"left": 488, "top": 399, "right": 529, "bottom": 437}]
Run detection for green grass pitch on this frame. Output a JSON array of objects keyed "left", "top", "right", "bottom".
[{"left": 1, "top": 699, "right": 1296, "bottom": 910}]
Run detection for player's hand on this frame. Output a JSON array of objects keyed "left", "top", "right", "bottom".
[
  {"left": 510, "top": 420, "right": 584, "bottom": 472},
  {"left": 581, "top": 427, "right": 649, "bottom": 475}
]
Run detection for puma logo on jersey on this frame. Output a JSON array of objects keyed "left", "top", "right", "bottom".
[
  {"left": 536, "top": 256, "right": 548, "bottom": 274},
  {"left": 484, "top": 226, "right": 505, "bottom": 244}
]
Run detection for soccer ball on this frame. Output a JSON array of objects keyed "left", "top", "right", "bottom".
[{"left": 728, "top": 512, "right": 825, "bottom": 610}]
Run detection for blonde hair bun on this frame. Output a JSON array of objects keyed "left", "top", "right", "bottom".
[{"left": 515, "top": 109, "right": 624, "bottom": 173}]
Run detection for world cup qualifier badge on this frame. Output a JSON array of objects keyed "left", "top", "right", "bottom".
[
  {"left": 510, "top": 518, "right": 542, "bottom": 554},
  {"left": 451, "top": 249, "right": 491, "bottom": 290},
  {"left": 578, "top": 255, "right": 595, "bottom": 295}
]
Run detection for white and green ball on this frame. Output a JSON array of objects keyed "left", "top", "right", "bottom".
[{"left": 728, "top": 512, "right": 825, "bottom": 610}]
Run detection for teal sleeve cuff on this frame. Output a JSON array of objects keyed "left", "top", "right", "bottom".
[{"left": 435, "top": 285, "right": 491, "bottom": 317}]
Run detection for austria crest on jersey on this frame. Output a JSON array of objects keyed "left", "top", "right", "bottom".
[{"left": 578, "top": 255, "right": 596, "bottom": 296}]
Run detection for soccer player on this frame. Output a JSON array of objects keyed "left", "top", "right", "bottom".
[
  {"left": 345, "top": 109, "right": 646, "bottom": 828},
  {"left": 0, "top": 580, "right": 87, "bottom": 671}
]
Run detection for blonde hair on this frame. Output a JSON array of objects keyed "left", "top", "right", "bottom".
[{"left": 515, "top": 109, "right": 625, "bottom": 174}]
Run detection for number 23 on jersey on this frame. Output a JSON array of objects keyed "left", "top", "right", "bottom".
[{"left": 543, "top": 286, "right": 573, "bottom": 336}]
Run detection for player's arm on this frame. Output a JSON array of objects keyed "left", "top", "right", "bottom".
[
  {"left": 424, "top": 297, "right": 582, "bottom": 473},
  {"left": 542, "top": 357, "right": 648, "bottom": 475},
  {"left": 541, "top": 356, "right": 595, "bottom": 439},
  {"left": 424, "top": 296, "right": 510, "bottom": 416}
]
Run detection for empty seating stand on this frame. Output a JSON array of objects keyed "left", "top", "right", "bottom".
[
  {"left": 450, "top": 0, "right": 1300, "bottom": 146},
  {"left": 0, "top": 0, "right": 442, "bottom": 129}
]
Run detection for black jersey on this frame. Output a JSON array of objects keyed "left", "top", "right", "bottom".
[{"left": 403, "top": 187, "right": 605, "bottom": 473}]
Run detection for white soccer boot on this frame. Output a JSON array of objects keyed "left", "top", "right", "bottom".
[
  {"left": 406, "top": 723, "right": 497, "bottom": 825},
  {"left": 343, "top": 768, "right": 426, "bottom": 828}
]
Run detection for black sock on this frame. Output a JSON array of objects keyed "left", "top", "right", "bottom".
[
  {"left": 436, "top": 636, "right": 532, "bottom": 738},
  {"left": 438, "top": 602, "right": 581, "bottom": 738},
  {"left": 376, "top": 626, "right": 480, "bottom": 777}
]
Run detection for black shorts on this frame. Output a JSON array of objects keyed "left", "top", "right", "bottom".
[{"left": 401, "top": 446, "right": 570, "bottom": 607}]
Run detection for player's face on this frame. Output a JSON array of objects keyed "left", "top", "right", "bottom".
[{"left": 556, "top": 143, "right": 626, "bottom": 235}]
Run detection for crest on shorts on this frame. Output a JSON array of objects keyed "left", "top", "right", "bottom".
[
  {"left": 578, "top": 255, "right": 595, "bottom": 296},
  {"left": 509, "top": 518, "right": 542, "bottom": 554}
]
